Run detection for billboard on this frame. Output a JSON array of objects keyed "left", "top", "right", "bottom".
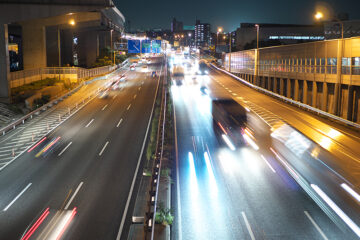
[
  {"left": 127, "top": 40, "right": 141, "bottom": 53},
  {"left": 141, "top": 40, "right": 151, "bottom": 53},
  {"left": 151, "top": 40, "right": 162, "bottom": 53}
]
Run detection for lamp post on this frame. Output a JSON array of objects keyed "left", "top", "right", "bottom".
[
  {"left": 228, "top": 31, "right": 232, "bottom": 72},
  {"left": 254, "top": 24, "right": 260, "bottom": 85},
  {"left": 217, "top": 27, "right": 223, "bottom": 57},
  {"left": 315, "top": 11, "right": 344, "bottom": 116}
]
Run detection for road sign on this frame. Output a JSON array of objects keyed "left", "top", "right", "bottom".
[
  {"left": 151, "top": 40, "right": 162, "bottom": 53},
  {"left": 128, "top": 40, "right": 141, "bottom": 53},
  {"left": 141, "top": 40, "right": 151, "bottom": 53}
]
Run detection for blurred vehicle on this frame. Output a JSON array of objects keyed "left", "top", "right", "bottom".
[
  {"left": 200, "top": 86, "right": 208, "bottom": 95},
  {"left": 212, "top": 98, "right": 247, "bottom": 148},
  {"left": 198, "top": 60, "right": 208, "bottom": 75},
  {"left": 172, "top": 65, "right": 185, "bottom": 86},
  {"left": 130, "top": 64, "right": 135, "bottom": 71},
  {"left": 147, "top": 59, "right": 151, "bottom": 64},
  {"left": 99, "top": 90, "right": 109, "bottom": 99},
  {"left": 119, "top": 74, "right": 126, "bottom": 82}
]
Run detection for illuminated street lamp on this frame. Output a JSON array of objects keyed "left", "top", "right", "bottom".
[
  {"left": 314, "top": 10, "right": 344, "bottom": 116},
  {"left": 68, "top": 19, "right": 75, "bottom": 26}
]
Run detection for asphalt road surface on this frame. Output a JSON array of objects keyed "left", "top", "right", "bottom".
[{"left": 0, "top": 60, "right": 162, "bottom": 240}]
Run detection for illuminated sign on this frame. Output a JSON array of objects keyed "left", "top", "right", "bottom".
[{"left": 269, "top": 36, "right": 324, "bottom": 40}]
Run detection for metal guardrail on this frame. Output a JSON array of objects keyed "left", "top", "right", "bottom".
[
  {"left": 211, "top": 64, "right": 360, "bottom": 129},
  {"left": 1, "top": 64, "right": 124, "bottom": 136},
  {"left": 9, "top": 65, "right": 117, "bottom": 88},
  {"left": 0, "top": 83, "right": 83, "bottom": 136},
  {"left": 145, "top": 60, "right": 167, "bottom": 240}
]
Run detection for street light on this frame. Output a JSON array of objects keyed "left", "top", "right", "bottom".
[
  {"left": 216, "top": 27, "right": 223, "bottom": 56},
  {"left": 314, "top": 10, "right": 344, "bottom": 116},
  {"left": 68, "top": 19, "right": 75, "bottom": 26},
  {"left": 255, "top": 24, "right": 260, "bottom": 85}
]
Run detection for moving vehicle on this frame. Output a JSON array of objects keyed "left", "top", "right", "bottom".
[
  {"left": 172, "top": 65, "right": 185, "bottom": 86},
  {"left": 130, "top": 64, "right": 135, "bottom": 71},
  {"left": 198, "top": 60, "right": 208, "bottom": 75},
  {"left": 212, "top": 98, "right": 247, "bottom": 148}
]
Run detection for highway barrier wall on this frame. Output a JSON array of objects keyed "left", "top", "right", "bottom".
[{"left": 223, "top": 36, "right": 360, "bottom": 124}]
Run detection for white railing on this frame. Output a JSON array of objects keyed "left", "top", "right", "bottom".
[
  {"left": 9, "top": 65, "right": 117, "bottom": 88},
  {"left": 211, "top": 64, "right": 360, "bottom": 129}
]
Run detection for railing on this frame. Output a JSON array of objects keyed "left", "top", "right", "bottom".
[
  {"left": 211, "top": 63, "right": 360, "bottom": 129},
  {"left": 145, "top": 60, "right": 167, "bottom": 240},
  {"left": 1, "top": 63, "right": 126, "bottom": 137},
  {"left": 9, "top": 65, "right": 117, "bottom": 88},
  {"left": 0, "top": 83, "right": 84, "bottom": 136}
]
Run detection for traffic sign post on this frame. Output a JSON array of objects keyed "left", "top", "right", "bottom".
[{"left": 128, "top": 40, "right": 141, "bottom": 53}]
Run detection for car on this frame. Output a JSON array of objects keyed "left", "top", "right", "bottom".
[
  {"left": 119, "top": 74, "right": 126, "bottom": 82},
  {"left": 130, "top": 64, "right": 135, "bottom": 71}
]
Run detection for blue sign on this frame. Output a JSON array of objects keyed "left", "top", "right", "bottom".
[
  {"left": 151, "top": 40, "right": 162, "bottom": 53},
  {"left": 128, "top": 40, "right": 141, "bottom": 53},
  {"left": 141, "top": 40, "right": 151, "bottom": 53}
]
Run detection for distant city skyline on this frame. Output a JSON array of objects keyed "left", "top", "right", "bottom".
[{"left": 115, "top": 0, "right": 360, "bottom": 32}]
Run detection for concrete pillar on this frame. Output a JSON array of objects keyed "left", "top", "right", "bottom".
[
  {"left": 294, "top": 79, "right": 299, "bottom": 101},
  {"left": 21, "top": 22, "right": 47, "bottom": 69},
  {"left": 262, "top": 77, "right": 266, "bottom": 89},
  {"left": 312, "top": 82, "right": 318, "bottom": 108},
  {"left": 287, "top": 78, "right": 291, "bottom": 98},
  {"left": 78, "top": 30, "right": 99, "bottom": 67},
  {"left": 268, "top": 77, "right": 272, "bottom": 91},
  {"left": 280, "top": 78, "right": 284, "bottom": 96},
  {"left": 303, "top": 80, "right": 308, "bottom": 104},
  {"left": 322, "top": 82, "right": 328, "bottom": 112},
  {"left": 0, "top": 24, "right": 10, "bottom": 101},
  {"left": 334, "top": 39, "right": 343, "bottom": 116},
  {"left": 347, "top": 85, "right": 354, "bottom": 121}
]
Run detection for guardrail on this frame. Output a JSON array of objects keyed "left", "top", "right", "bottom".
[
  {"left": 9, "top": 65, "right": 118, "bottom": 88},
  {"left": 211, "top": 64, "right": 360, "bottom": 129},
  {"left": 0, "top": 83, "right": 83, "bottom": 136},
  {"left": 1, "top": 64, "right": 125, "bottom": 136},
  {"left": 145, "top": 60, "right": 167, "bottom": 240}
]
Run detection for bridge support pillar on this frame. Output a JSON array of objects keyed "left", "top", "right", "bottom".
[
  {"left": 294, "top": 79, "right": 299, "bottom": 101},
  {"left": 312, "top": 82, "right": 318, "bottom": 108},
  {"left": 0, "top": 24, "right": 10, "bottom": 102},
  {"left": 286, "top": 78, "right": 291, "bottom": 98},
  {"left": 280, "top": 78, "right": 285, "bottom": 96},
  {"left": 303, "top": 80, "right": 308, "bottom": 104},
  {"left": 347, "top": 85, "right": 354, "bottom": 121},
  {"left": 322, "top": 82, "right": 328, "bottom": 112}
]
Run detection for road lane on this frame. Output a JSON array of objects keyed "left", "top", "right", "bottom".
[
  {"left": 0, "top": 60, "right": 163, "bottom": 240},
  {"left": 172, "top": 76, "right": 354, "bottom": 239}
]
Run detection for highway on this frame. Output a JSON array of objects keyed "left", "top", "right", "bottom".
[
  {"left": 0, "top": 59, "right": 162, "bottom": 240},
  {"left": 171, "top": 56, "right": 358, "bottom": 239}
]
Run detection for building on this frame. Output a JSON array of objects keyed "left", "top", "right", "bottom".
[
  {"left": 0, "top": 0, "right": 125, "bottom": 101},
  {"left": 171, "top": 18, "right": 183, "bottom": 33},
  {"left": 195, "top": 20, "right": 211, "bottom": 48},
  {"left": 235, "top": 23, "right": 324, "bottom": 50}
]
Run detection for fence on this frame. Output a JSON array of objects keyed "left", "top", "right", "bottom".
[{"left": 9, "top": 65, "right": 117, "bottom": 88}]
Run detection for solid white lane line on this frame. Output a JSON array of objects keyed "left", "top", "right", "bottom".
[
  {"left": 173, "top": 102, "right": 183, "bottom": 240},
  {"left": 113, "top": 94, "right": 117, "bottom": 99},
  {"left": 64, "top": 182, "right": 84, "bottom": 210},
  {"left": 116, "top": 119, "right": 123, "bottom": 128},
  {"left": 304, "top": 211, "right": 328, "bottom": 240},
  {"left": 127, "top": 104, "right": 131, "bottom": 110},
  {"left": 133, "top": 94, "right": 137, "bottom": 99},
  {"left": 99, "top": 141, "right": 109, "bottom": 156},
  {"left": 58, "top": 142, "right": 72, "bottom": 156},
  {"left": 3, "top": 183, "right": 32, "bottom": 211},
  {"left": 261, "top": 155, "right": 276, "bottom": 173},
  {"left": 102, "top": 104, "right": 108, "bottom": 111},
  {"left": 85, "top": 119, "right": 94, "bottom": 128},
  {"left": 116, "top": 64, "right": 162, "bottom": 240},
  {"left": 241, "top": 212, "right": 255, "bottom": 240}
]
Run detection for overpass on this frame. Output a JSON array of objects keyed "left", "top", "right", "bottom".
[
  {"left": 223, "top": 37, "right": 360, "bottom": 123},
  {"left": 0, "top": 0, "right": 125, "bottom": 101}
]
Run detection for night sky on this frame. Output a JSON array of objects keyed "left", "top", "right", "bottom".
[{"left": 114, "top": 0, "right": 360, "bottom": 32}]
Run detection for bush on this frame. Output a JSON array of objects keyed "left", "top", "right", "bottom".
[
  {"left": 32, "top": 94, "right": 51, "bottom": 109},
  {"left": 155, "top": 202, "right": 174, "bottom": 225}
]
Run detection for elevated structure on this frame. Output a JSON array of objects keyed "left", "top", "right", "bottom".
[
  {"left": 0, "top": 0, "right": 125, "bottom": 101},
  {"left": 223, "top": 36, "right": 360, "bottom": 123}
]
